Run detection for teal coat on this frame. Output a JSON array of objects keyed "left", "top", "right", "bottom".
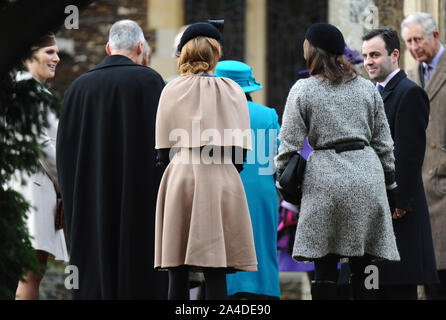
[{"left": 226, "top": 101, "right": 281, "bottom": 298}]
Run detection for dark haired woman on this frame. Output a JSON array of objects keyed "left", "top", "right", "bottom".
[
  {"left": 275, "top": 23, "right": 400, "bottom": 300},
  {"left": 13, "top": 33, "right": 69, "bottom": 299},
  {"left": 154, "top": 23, "right": 257, "bottom": 300}
]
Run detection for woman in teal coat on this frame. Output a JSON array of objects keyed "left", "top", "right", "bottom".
[{"left": 216, "top": 60, "right": 281, "bottom": 299}]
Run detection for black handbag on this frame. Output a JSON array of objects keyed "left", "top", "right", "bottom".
[{"left": 278, "top": 153, "right": 307, "bottom": 206}]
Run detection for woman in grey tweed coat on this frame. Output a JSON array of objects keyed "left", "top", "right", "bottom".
[{"left": 275, "top": 23, "right": 400, "bottom": 299}]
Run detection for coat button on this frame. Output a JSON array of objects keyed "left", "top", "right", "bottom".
[
  {"left": 429, "top": 115, "right": 432, "bottom": 121},
  {"left": 429, "top": 169, "right": 433, "bottom": 175},
  {"left": 431, "top": 143, "right": 437, "bottom": 148}
]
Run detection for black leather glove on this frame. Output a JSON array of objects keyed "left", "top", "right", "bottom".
[
  {"left": 231, "top": 147, "right": 247, "bottom": 174},
  {"left": 275, "top": 169, "right": 284, "bottom": 185},
  {"left": 386, "top": 188, "right": 396, "bottom": 214},
  {"left": 156, "top": 148, "right": 171, "bottom": 173}
]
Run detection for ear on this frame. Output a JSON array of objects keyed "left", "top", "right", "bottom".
[
  {"left": 106, "top": 42, "right": 112, "bottom": 56},
  {"left": 433, "top": 30, "right": 440, "bottom": 41},
  {"left": 136, "top": 42, "right": 143, "bottom": 55},
  {"left": 392, "top": 49, "right": 400, "bottom": 63}
]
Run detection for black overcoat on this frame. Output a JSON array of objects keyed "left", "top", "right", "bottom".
[
  {"left": 56, "top": 55, "right": 168, "bottom": 299},
  {"left": 376, "top": 70, "right": 438, "bottom": 285}
]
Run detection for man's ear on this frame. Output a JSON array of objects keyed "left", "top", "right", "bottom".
[
  {"left": 392, "top": 49, "right": 400, "bottom": 63},
  {"left": 136, "top": 41, "right": 143, "bottom": 55},
  {"left": 106, "top": 42, "right": 112, "bottom": 56},
  {"left": 433, "top": 30, "right": 440, "bottom": 41}
]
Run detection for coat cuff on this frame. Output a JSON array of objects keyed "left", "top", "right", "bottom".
[{"left": 385, "top": 171, "right": 396, "bottom": 190}]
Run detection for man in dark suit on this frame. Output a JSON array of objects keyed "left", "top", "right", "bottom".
[
  {"left": 57, "top": 20, "right": 168, "bottom": 299},
  {"left": 362, "top": 28, "right": 438, "bottom": 299}
]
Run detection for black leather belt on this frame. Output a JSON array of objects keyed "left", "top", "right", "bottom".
[{"left": 315, "top": 141, "right": 368, "bottom": 153}]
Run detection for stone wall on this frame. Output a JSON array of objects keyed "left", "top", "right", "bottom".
[
  {"left": 39, "top": 261, "right": 71, "bottom": 300},
  {"left": 329, "top": 0, "right": 376, "bottom": 54},
  {"left": 329, "top": 0, "right": 406, "bottom": 70},
  {"left": 50, "top": 0, "right": 446, "bottom": 101},
  {"left": 375, "top": 0, "right": 406, "bottom": 68},
  {"left": 51, "top": 0, "right": 151, "bottom": 99}
]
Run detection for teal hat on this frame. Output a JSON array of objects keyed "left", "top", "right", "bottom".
[{"left": 215, "top": 60, "right": 263, "bottom": 93}]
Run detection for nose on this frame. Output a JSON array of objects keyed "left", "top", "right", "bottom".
[
  {"left": 54, "top": 53, "right": 60, "bottom": 64},
  {"left": 364, "top": 55, "right": 373, "bottom": 66}
]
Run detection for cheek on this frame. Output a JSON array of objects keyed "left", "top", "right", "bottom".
[
  {"left": 34, "top": 61, "right": 46, "bottom": 74},
  {"left": 425, "top": 44, "right": 436, "bottom": 56},
  {"left": 407, "top": 44, "right": 419, "bottom": 54},
  {"left": 37, "top": 61, "right": 53, "bottom": 77},
  {"left": 419, "top": 42, "right": 433, "bottom": 55},
  {"left": 374, "top": 58, "right": 384, "bottom": 67},
  {"left": 38, "top": 62, "right": 49, "bottom": 71}
]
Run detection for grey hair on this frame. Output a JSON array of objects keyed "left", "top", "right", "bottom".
[
  {"left": 108, "top": 19, "right": 145, "bottom": 52},
  {"left": 143, "top": 40, "right": 151, "bottom": 56},
  {"left": 401, "top": 12, "right": 438, "bottom": 39}
]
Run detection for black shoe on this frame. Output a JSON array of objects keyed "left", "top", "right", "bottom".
[{"left": 311, "top": 280, "right": 338, "bottom": 300}]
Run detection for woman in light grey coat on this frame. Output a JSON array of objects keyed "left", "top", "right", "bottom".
[{"left": 275, "top": 23, "right": 400, "bottom": 300}]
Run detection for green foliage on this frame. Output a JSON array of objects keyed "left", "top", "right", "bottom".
[
  {"left": 0, "top": 189, "right": 38, "bottom": 299},
  {"left": 0, "top": 69, "right": 60, "bottom": 299},
  {"left": 0, "top": 0, "right": 93, "bottom": 300}
]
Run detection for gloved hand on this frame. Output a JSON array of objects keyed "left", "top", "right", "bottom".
[
  {"left": 386, "top": 188, "right": 396, "bottom": 214},
  {"left": 274, "top": 169, "right": 284, "bottom": 185}
]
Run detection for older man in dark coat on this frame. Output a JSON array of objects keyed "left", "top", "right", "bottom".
[
  {"left": 362, "top": 28, "right": 438, "bottom": 299},
  {"left": 56, "top": 20, "right": 168, "bottom": 299}
]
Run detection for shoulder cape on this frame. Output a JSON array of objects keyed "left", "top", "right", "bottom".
[{"left": 155, "top": 75, "right": 252, "bottom": 150}]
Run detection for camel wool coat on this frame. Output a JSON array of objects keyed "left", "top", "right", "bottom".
[{"left": 154, "top": 75, "right": 257, "bottom": 272}]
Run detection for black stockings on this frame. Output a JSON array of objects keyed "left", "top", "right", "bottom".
[
  {"left": 168, "top": 266, "right": 228, "bottom": 300},
  {"left": 314, "top": 254, "right": 372, "bottom": 282}
]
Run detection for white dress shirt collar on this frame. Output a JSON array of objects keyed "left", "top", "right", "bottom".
[{"left": 378, "top": 68, "right": 401, "bottom": 88}]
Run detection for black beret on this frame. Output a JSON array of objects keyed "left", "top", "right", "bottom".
[
  {"left": 177, "top": 22, "right": 222, "bottom": 53},
  {"left": 305, "top": 23, "right": 345, "bottom": 55}
]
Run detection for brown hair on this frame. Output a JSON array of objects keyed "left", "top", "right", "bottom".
[
  {"left": 32, "top": 33, "right": 56, "bottom": 52},
  {"left": 26, "top": 32, "right": 57, "bottom": 61},
  {"left": 304, "top": 39, "right": 357, "bottom": 84},
  {"left": 178, "top": 37, "right": 222, "bottom": 76}
]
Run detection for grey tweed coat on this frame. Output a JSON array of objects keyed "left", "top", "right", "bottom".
[{"left": 275, "top": 76, "right": 400, "bottom": 262}]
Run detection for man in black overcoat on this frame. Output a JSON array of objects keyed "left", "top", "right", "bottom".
[
  {"left": 362, "top": 28, "right": 438, "bottom": 299},
  {"left": 56, "top": 20, "right": 168, "bottom": 299}
]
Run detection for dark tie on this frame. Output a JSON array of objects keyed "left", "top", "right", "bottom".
[
  {"left": 424, "top": 64, "right": 433, "bottom": 85},
  {"left": 377, "top": 84, "right": 384, "bottom": 96}
]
